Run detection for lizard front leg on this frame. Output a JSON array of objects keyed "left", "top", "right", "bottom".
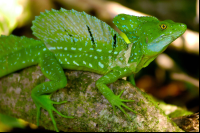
[
  {"left": 31, "top": 51, "right": 73, "bottom": 132},
  {"left": 127, "top": 74, "right": 136, "bottom": 86},
  {"left": 96, "top": 68, "right": 137, "bottom": 118}
]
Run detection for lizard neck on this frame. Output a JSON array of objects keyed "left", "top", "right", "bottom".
[
  {"left": 126, "top": 38, "right": 152, "bottom": 73},
  {"left": 128, "top": 40, "right": 143, "bottom": 64},
  {"left": 127, "top": 38, "right": 158, "bottom": 73},
  {"left": 126, "top": 39, "right": 143, "bottom": 73}
]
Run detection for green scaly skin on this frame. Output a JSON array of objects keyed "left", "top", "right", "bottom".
[{"left": 0, "top": 8, "right": 187, "bottom": 131}]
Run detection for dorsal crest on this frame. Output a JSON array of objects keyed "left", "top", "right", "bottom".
[{"left": 31, "top": 8, "right": 127, "bottom": 55}]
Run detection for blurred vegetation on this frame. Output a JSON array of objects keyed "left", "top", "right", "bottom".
[
  {"left": 0, "top": 114, "right": 25, "bottom": 131},
  {"left": 0, "top": 0, "right": 199, "bottom": 132}
]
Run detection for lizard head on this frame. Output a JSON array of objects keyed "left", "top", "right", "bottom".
[
  {"left": 113, "top": 14, "right": 187, "bottom": 56},
  {"left": 113, "top": 14, "right": 186, "bottom": 72},
  {"left": 138, "top": 19, "right": 187, "bottom": 57}
]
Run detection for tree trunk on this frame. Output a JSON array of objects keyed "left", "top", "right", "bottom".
[{"left": 0, "top": 65, "right": 183, "bottom": 132}]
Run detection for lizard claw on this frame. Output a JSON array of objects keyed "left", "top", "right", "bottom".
[
  {"left": 32, "top": 95, "right": 73, "bottom": 132},
  {"left": 110, "top": 90, "right": 137, "bottom": 119}
]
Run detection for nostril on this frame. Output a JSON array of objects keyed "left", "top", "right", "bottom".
[
  {"left": 179, "top": 23, "right": 187, "bottom": 29},
  {"left": 180, "top": 23, "right": 186, "bottom": 27}
]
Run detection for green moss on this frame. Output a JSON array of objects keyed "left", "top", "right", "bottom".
[{"left": 168, "top": 109, "right": 193, "bottom": 118}]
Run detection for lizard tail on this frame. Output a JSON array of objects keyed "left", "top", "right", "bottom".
[{"left": 0, "top": 35, "right": 42, "bottom": 57}]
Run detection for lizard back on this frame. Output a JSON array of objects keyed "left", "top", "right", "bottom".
[{"left": 31, "top": 8, "right": 129, "bottom": 74}]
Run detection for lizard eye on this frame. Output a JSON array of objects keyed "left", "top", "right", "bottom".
[{"left": 160, "top": 24, "right": 167, "bottom": 30}]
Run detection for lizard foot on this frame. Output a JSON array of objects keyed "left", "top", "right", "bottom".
[
  {"left": 110, "top": 90, "right": 137, "bottom": 119},
  {"left": 32, "top": 94, "right": 73, "bottom": 132}
]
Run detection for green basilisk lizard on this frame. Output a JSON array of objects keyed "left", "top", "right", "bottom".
[{"left": 0, "top": 8, "right": 187, "bottom": 131}]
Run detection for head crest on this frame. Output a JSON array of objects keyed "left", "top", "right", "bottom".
[{"left": 113, "top": 14, "right": 159, "bottom": 33}]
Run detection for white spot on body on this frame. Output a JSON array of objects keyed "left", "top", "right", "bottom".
[
  {"left": 71, "top": 47, "right": 76, "bottom": 50},
  {"left": 97, "top": 49, "right": 102, "bottom": 52},
  {"left": 98, "top": 62, "right": 104, "bottom": 68},
  {"left": 73, "top": 61, "right": 79, "bottom": 66},
  {"left": 85, "top": 41, "right": 88, "bottom": 46},
  {"left": 89, "top": 63, "right": 93, "bottom": 67},
  {"left": 57, "top": 47, "right": 63, "bottom": 49}
]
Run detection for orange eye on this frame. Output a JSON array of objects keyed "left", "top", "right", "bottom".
[{"left": 160, "top": 24, "right": 167, "bottom": 30}]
